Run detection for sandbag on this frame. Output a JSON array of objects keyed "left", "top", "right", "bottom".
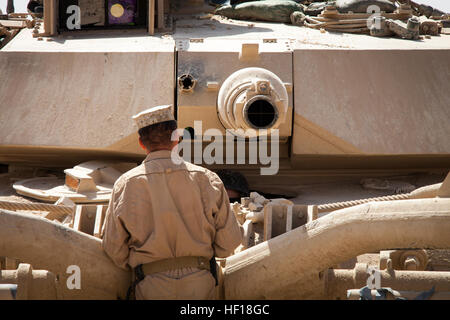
[
  {"left": 290, "top": 11, "right": 306, "bottom": 25},
  {"left": 289, "top": 0, "right": 396, "bottom": 17},
  {"left": 210, "top": 0, "right": 306, "bottom": 5},
  {"left": 418, "top": 4, "right": 447, "bottom": 18},
  {"left": 215, "top": 0, "right": 306, "bottom": 23},
  {"left": 230, "top": 0, "right": 307, "bottom": 4},
  {"left": 335, "top": 0, "right": 396, "bottom": 13},
  {"left": 304, "top": 2, "right": 327, "bottom": 16}
]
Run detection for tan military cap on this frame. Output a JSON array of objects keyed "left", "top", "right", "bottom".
[{"left": 132, "top": 105, "right": 175, "bottom": 130}]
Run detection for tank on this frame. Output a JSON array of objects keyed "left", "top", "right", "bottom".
[{"left": 0, "top": 0, "right": 450, "bottom": 300}]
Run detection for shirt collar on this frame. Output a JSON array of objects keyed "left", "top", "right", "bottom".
[{"left": 143, "top": 150, "right": 174, "bottom": 163}]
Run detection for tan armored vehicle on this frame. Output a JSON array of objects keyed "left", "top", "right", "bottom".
[{"left": 0, "top": 0, "right": 450, "bottom": 300}]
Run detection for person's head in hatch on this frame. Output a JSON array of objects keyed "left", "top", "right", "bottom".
[
  {"left": 216, "top": 169, "right": 249, "bottom": 203},
  {"left": 133, "top": 105, "right": 178, "bottom": 154}
]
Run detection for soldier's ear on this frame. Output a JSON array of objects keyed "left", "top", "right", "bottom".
[{"left": 138, "top": 137, "right": 149, "bottom": 153}]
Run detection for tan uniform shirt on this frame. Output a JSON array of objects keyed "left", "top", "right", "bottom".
[{"left": 102, "top": 150, "right": 242, "bottom": 270}]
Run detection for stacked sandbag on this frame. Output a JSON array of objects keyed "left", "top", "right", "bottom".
[
  {"left": 210, "top": 0, "right": 306, "bottom": 6},
  {"left": 417, "top": 4, "right": 447, "bottom": 18},
  {"left": 305, "top": 0, "right": 396, "bottom": 16},
  {"left": 215, "top": 0, "right": 306, "bottom": 23},
  {"left": 230, "top": 0, "right": 306, "bottom": 4},
  {"left": 335, "top": 0, "right": 396, "bottom": 13},
  {"left": 304, "top": 2, "right": 327, "bottom": 16}
]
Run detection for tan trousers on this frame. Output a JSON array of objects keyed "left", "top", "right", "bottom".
[{"left": 135, "top": 267, "right": 216, "bottom": 300}]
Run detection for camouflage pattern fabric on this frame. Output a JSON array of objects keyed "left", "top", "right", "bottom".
[
  {"left": 334, "top": 0, "right": 396, "bottom": 13},
  {"left": 304, "top": 2, "right": 327, "bottom": 16},
  {"left": 215, "top": 0, "right": 306, "bottom": 23}
]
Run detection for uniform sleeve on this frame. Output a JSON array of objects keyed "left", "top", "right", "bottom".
[
  {"left": 101, "top": 179, "right": 131, "bottom": 271},
  {"left": 210, "top": 174, "right": 243, "bottom": 258}
]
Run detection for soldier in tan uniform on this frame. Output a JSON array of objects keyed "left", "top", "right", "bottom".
[{"left": 102, "top": 105, "right": 243, "bottom": 300}]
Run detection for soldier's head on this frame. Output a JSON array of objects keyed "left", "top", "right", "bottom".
[
  {"left": 138, "top": 120, "right": 178, "bottom": 153},
  {"left": 132, "top": 105, "right": 178, "bottom": 153}
]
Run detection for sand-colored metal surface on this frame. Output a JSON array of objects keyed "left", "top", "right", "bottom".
[
  {"left": 177, "top": 39, "right": 293, "bottom": 137},
  {"left": 1, "top": 2, "right": 450, "bottom": 301},
  {"left": 0, "top": 263, "right": 57, "bottom": 300},
  {"left": 317, "top": 177, "right": 449, "bottom": 213},
  {"left": 291, "top": 49, "right": 450, "bottom": 156},
  {"left": 0, "top": 209, "right": 130, "bottom": 299},
  {"left": 328, "top": 264, "right": 450, "bottom": 299},
  {"left": 1, "top": 20, "right": 449, "bottom": 166},
  {"left": 223, "top": 198, "right": 450, "bottom": 299},
  {"left": 0, "top": 29, "right": 174, "bottom": 162},
  {"left": 2, "top": 196, "right": 450, "bottom": 300},
  {"left": 12, "top": 161, "right": 136, "bottom": 203},
  {"left": 12, "top": 177, "right": 112, "bottom": 203},
  {"left": 0, "top": 165, "right": 449, "bottom": 300},
  {"left": 172, "top": 16, "right": 450, "bottom": 49}
]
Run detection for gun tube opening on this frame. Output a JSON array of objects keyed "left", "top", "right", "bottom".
[
  {"left": 217, "top": 67, "right": 289, "bottom": 135},
  {"left": 244, "top": 96, "right": 278, "bottom": 129}
]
